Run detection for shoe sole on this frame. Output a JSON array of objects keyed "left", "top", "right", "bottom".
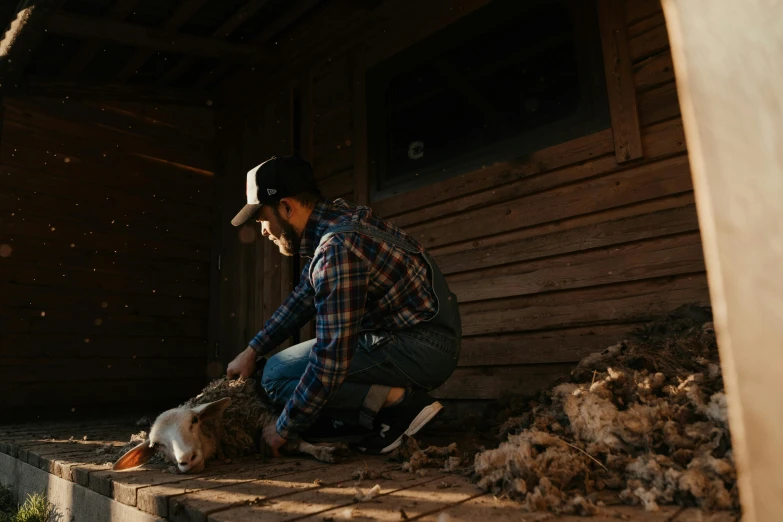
[{"left": 358, "top": 401, "right": 443, "bottom": 454}]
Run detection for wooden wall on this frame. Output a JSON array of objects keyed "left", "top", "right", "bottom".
[
  {"left": 214, "top": 0, "right": 710, "bottom": 407},
  {"left": 0, "top": 96, "right": 216, "bottom": 411}
]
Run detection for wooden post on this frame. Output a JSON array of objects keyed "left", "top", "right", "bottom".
[
  {"left": 350, "top": 51, "right": 369, "bottom": 206},
  {"left": 661, "top": 1, "right": 783, "bottom": 520},
  {"left": 597, "top": 0, "right": 644, "bottom": 163}
]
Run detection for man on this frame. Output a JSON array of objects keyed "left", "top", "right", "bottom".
[{"left": 226, "top": 155, "right": 462, "bottom": 456}]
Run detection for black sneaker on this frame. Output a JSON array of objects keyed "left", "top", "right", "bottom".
[
  {"left": 355, "top": 389, "right": 443, "bottom": 454},
  {"left": 299, "top": 415, "right": 372, "bottom": 443}
]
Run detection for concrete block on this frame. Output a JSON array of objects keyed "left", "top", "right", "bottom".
[{"left": 0, "top": 452, "right": 166, "bottom": 521}]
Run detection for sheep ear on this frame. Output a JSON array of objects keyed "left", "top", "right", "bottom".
[
  {"left": 112, "top": 440, "right": 157, "bottom": 471},
  {"left": 193, "top": 397, "right": 231, "bottom": 421}
]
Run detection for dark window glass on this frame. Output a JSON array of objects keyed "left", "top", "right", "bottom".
[{"left": 367, "top": 0, "right": 610, "bottom": 198}]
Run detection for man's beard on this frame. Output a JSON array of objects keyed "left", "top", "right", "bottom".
[{"left": 273, "top": 208, "right": 299, "bottom": 256}]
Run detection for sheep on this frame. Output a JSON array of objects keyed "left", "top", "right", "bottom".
[{"left": 111, "top": 375, "right": 350, "bottom": 474}]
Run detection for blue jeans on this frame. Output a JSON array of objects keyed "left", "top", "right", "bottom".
[{"left": 261, "top": 324, "right": 460, "bottom": 429}]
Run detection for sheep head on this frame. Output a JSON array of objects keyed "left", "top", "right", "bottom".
[{"left": 112, "top": 397, "right": 231, "bottom": 474}]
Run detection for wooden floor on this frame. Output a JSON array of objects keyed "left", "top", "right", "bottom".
[{"left": 0, "top": 416, "right": 739, "bottom": 522}]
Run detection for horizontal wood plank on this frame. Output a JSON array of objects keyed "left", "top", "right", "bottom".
[
  {"left": 459, "top": 273, "right": 709, "bottom": 335},
  {"left": 2, "top": 214, "right": 211, "bottom": 263},
  {"left": 86, "top": 101, "right": 215, "bottom": 141},
  {"left": 5, "top": 98, "right": 212, "bottom": 155},
  {"left": 0, "top": 358, "right": 206, "bottom": 383},
  {"left": 0, "top": 238, "right": 209, "bottom": 278},
  {"left": 372, "top": 129, "right": 614, "bottom": 219},
  {"left": 4, "top": 263, "right": 209, "bottom": 300},
  {"left": 638, "top": 80, "right": 681, "bottom": 126},
  {"left": 641, "top": 115, "right": 686, "bottom": 157},
  {"left": 392, "top": 154, "right": 618, "bottom": 229},
  {"left": 628, "top": 13, "right": 670, "bottom": 62},
  {"left": 0, "top": 192, "right": 211, "bottom": 248},
  {"left": 318, "top": 169, "right": 354, "bottom": 199},
  {"left": 408, "top": 154, "right": 693, "bottom": 249},
  {"left": 0, "top": 141, "right": 214, "bottom": 209},
  {"left": 2, "top": 108, "right": 215, "bottom": 174},
  {"left": 0, "top": 378, "right": 207, "bottom": 408},
  {"left": 1, "top": 309, "right": 208, "bottom": 338},
  {"left": 436, "top": 200, "right": 698, "bottom": 274},
  {"left": 634, "top": 49, "right": 675, "bottom": 91},
  {"left": 0, "top": 334, "right": 208, "bottom": 359},
  {"left": 312, "top": 104, "right": 352, "bottom": 149},
  {"left": 4, "top": 283, "right": 208, "bottom": 319},
  {"left": 312, "top": 144, "right": 354, "bottom": 180},
  {"left": 433, "top": 364, "right": 572, "bottom": 400},
  {"left": 624, "top": 0, "right": 662, "bottom": 25},
  {"left": 449, "top": 232, "right": 705, "bottom": 302},
  {"left": 458, "top": 323, "right": 644, "bottom": 366}
]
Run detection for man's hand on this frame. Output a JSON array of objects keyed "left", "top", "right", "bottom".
[
  {"left": 262, "top": 424, "right": 287, "bottom": 457},
  {"left": 226, "top": 347, "right": 257, "bottom": 379}
]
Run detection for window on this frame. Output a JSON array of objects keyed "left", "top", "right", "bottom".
[{"left": 366, "top": 0, "right": 611, "bottom": 200}]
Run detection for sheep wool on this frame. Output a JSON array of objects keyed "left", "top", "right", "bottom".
[{"left": 472, "top": 305, "right": 739, "bottom": 515}]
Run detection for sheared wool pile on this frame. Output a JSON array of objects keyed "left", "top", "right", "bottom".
[
  {"left": 473, "top": 305, "right": 738, "bottom": 515},
  {"left": 388, "top": 435, "right": 463, "bottom": 475}
]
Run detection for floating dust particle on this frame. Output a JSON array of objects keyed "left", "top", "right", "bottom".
[
  {"left": 51, "top": 227, "right": 55, "bottom": 231},
  {"left": 40, "top": 311, "right": 46, "bottom": 317},
  {"left": 64, "top": 157, "right": 70, "bottom": 163},
  {"left": 239, "top": 226, "right": 257, "bottom": 244},
  {"left": 84, "top": 338, "right": 90, "bottom": 343},
  {"left": 0, "top": 244, "right": 12, "bottom": 257},
  {"left": 101, "top": 302, "right": 108, "bottom": 308},
  {"left": 70, "top": 243, "right": 75, "bottom": 247}
]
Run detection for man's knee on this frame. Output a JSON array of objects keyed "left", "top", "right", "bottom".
[{"left": 260, "top": 353, "right": 285, "bottom": 399}]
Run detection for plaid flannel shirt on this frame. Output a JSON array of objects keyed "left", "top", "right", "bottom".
[{"left": 249, "top": 198, "right": 439, "bottom": 438}]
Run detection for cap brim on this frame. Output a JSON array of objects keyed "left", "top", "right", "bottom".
[{"left": 231, "top": 203, "right": 262, "bottom": 227}]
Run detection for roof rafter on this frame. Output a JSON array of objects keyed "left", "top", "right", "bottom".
[
  {"left": 43, "top": 10, "right": 277, "bottom": 63},
  {"left": 24, "top": 77, "right": 213, "bottom": 106},
  {"left": 160, "top": 0, "right": 273, "bottom": 86},
  {"left": 194, "top": 0, "right": 321, "bottom": 89},
  {"left": 61, "top": 0, "right": 139, "bottom": 81},
  {"left": 114, "top": 0, "right": 211, "bottom": 82}
]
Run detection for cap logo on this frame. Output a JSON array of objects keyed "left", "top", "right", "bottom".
[{"left": 267, "top": 188, "right": 277, "bottom": 195}]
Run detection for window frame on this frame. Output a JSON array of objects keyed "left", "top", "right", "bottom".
[{"left": 366, "top": 0, "right": 611, "bottom": 202}]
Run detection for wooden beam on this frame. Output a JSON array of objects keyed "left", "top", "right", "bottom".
[
  {"left": 195, "top": 0, "right": 321, "bottom": 89},
  {"left": 43, "top": 10, "right": 276, "bottom": 63},
  {"left": 61, "top": 0, "right": 139, "bottom": 81},
  {"left": 350, "top": 51, "right": 369, "bottom": 205},
  {"left": 23, "top": 77, "right": 214, "bottom": 106},
  {"left": 597, "top": 0, "right": 644, "bottom": 163},
  {"left": 660, "top": 0, "right": 783, "bottom": 520},
  {"left": 114, "top": 0, "right": 211, "bottom": 82},
  {"left": 0, "top": 0, "right": 57, "bottom": 90},
  {"left": 159, "top": 0, "right": 273, "bottom": 86}
]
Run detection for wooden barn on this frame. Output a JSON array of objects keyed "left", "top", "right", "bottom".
[{"left": 0, "top": 0, "right": 779, "bottom": 520}]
